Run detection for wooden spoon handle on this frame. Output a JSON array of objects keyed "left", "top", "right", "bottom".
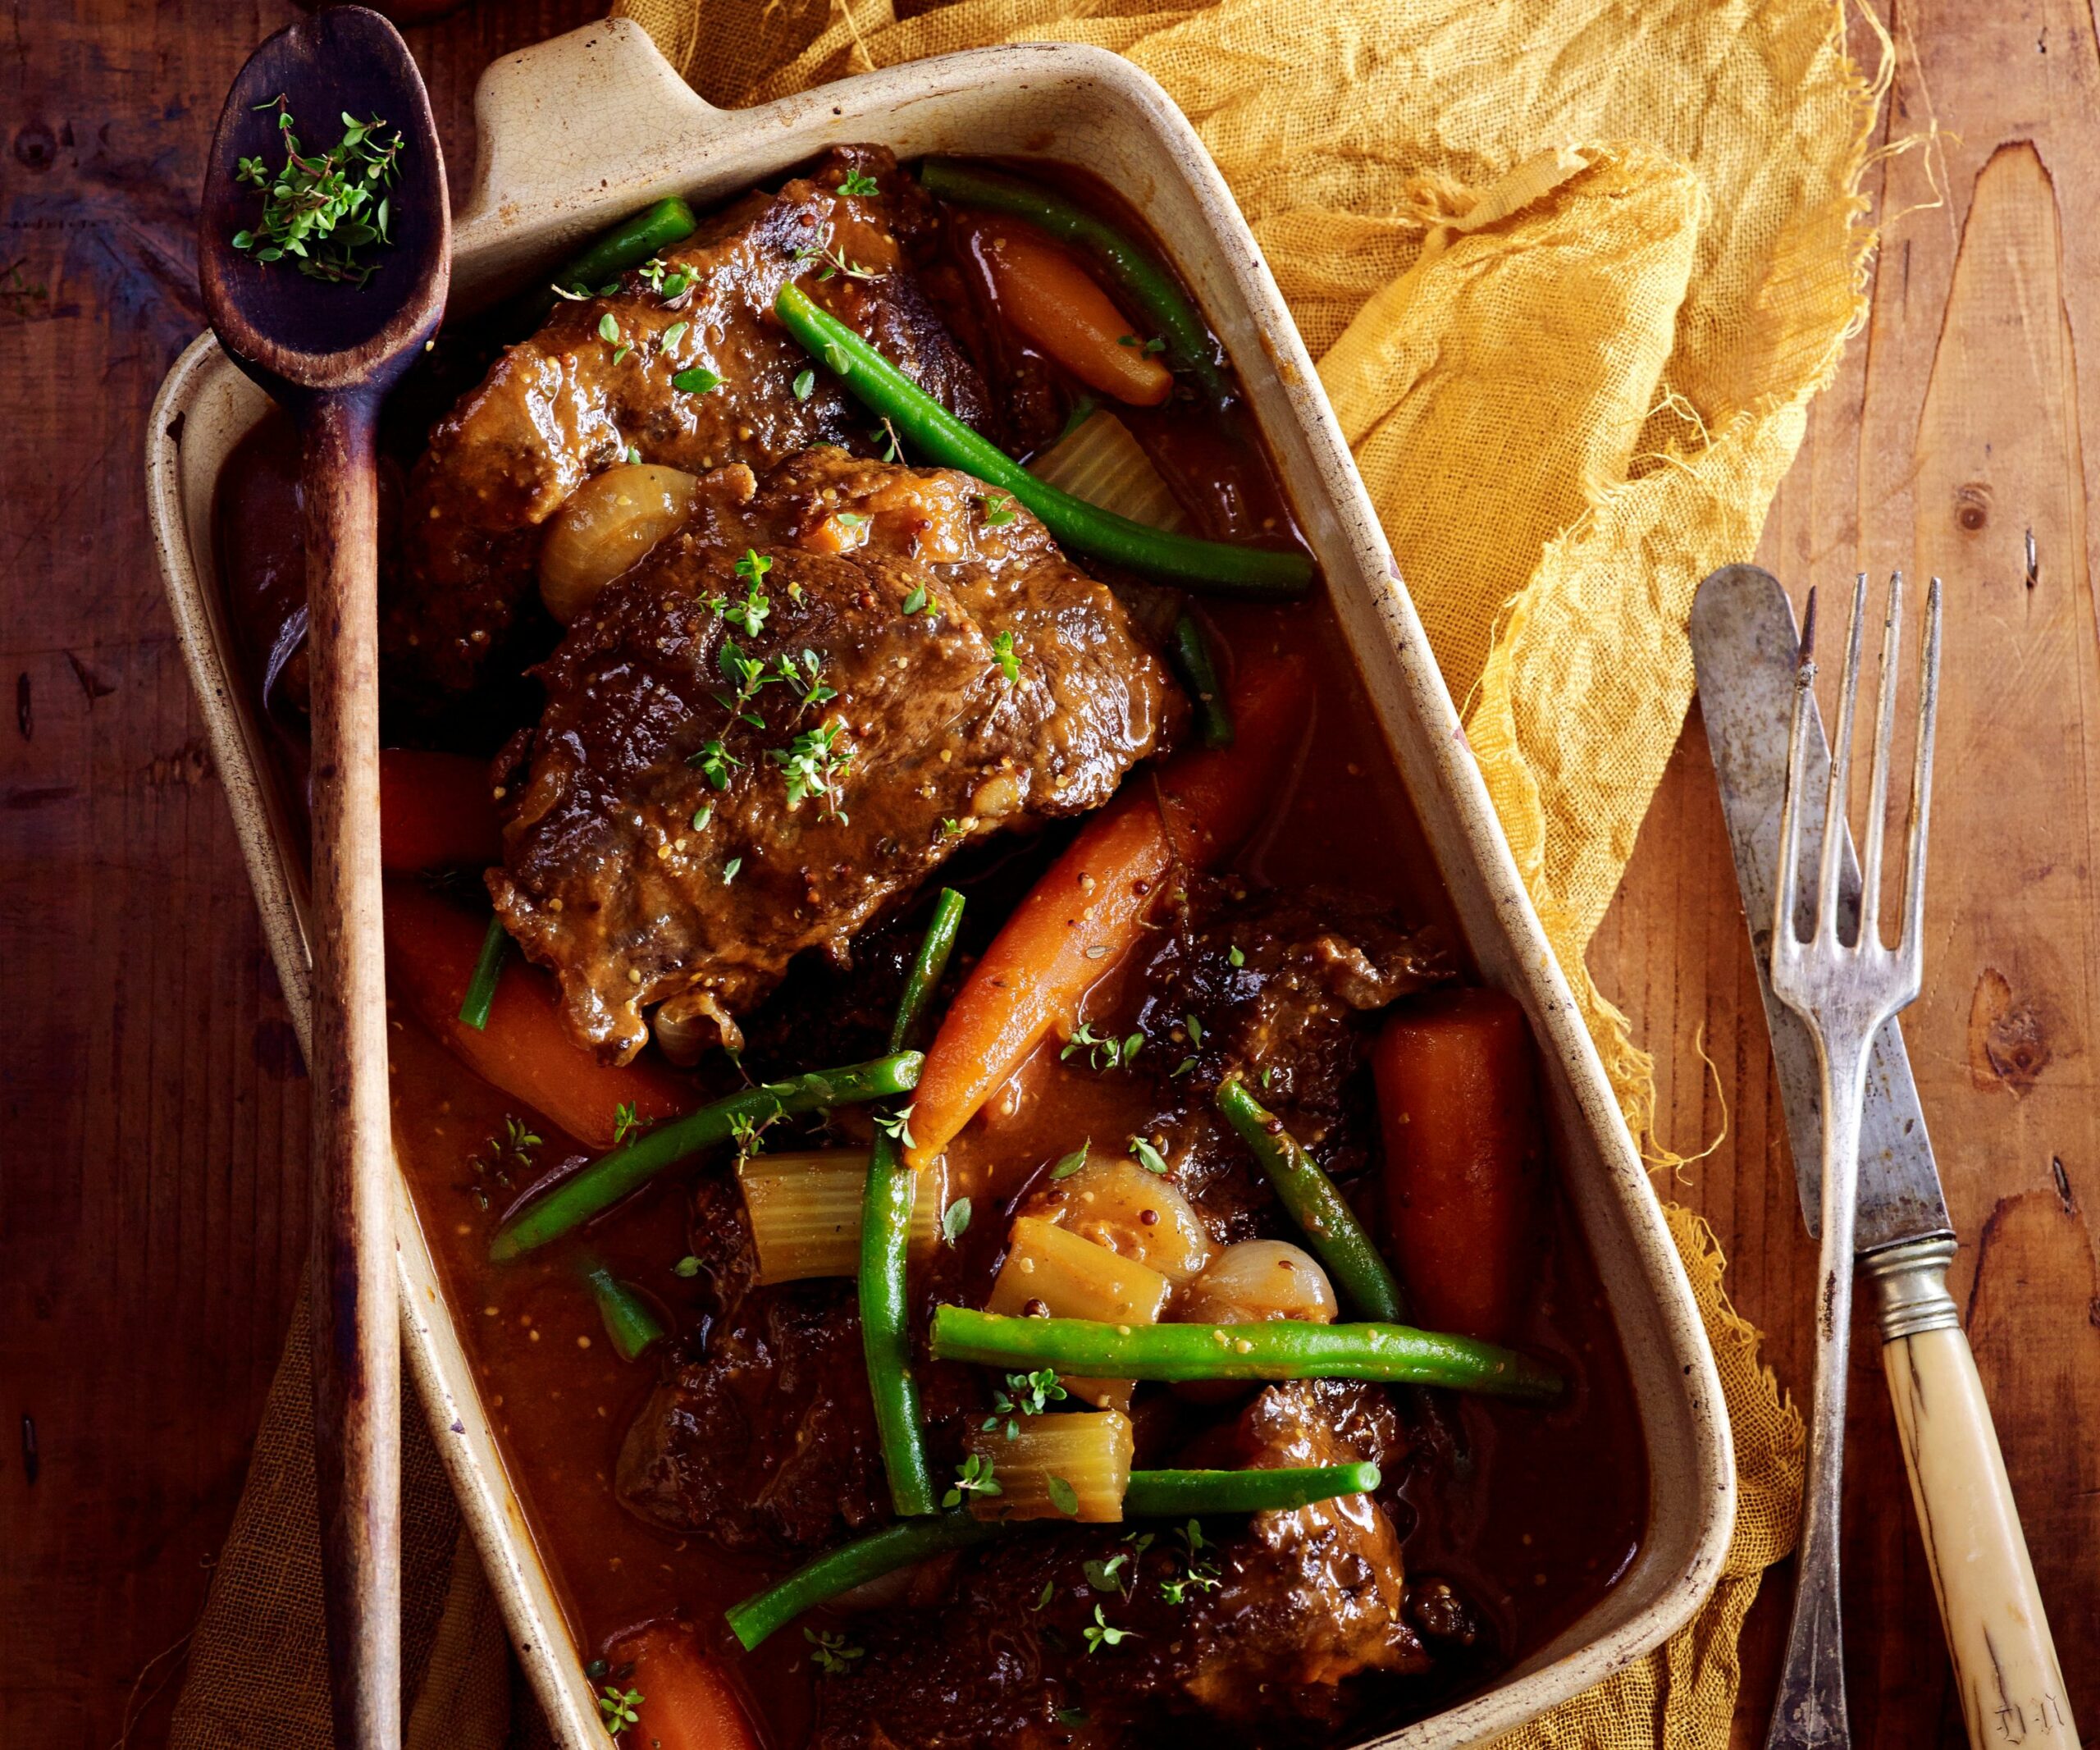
[
  {"left": 302, "top": 388, "right": 401, "bottom": 1750},
  {"left": 1869, "top": 1238, "right": 2077, "bottom": 1750}
]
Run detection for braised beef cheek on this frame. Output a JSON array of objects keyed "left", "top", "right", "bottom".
[
  {"left": 809, "top": 1380, "right": 1426, "bottom": 1749},
  {"left": 382, "top": 145, "right": 991, "bottom": 699},
  {"left": 616, "top": 1177, "right": 888, "bottom": 1553},
  {"left": 489, "top": 447, "right": 1178, "bottom": 1061},
  {"left": 1135, "top": 881, "right": 1453, "bottom": 1241},
  {"left": 618, "top": 1173, "right": 979, "bottom": 1553}
]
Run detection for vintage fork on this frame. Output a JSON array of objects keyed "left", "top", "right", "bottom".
[{"left": 1763, "top": 571, "right": 1942, "bottom": 1750}]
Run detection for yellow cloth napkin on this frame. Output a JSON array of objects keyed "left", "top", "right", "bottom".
[{"left": 174, "top": 0, "right": 1873, "bottom": 1741}]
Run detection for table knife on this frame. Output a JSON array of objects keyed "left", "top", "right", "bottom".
[{"left": 1691, "top": 564, "right": 2075, "bottom": 1750}]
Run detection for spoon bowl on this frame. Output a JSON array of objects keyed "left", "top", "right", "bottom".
[{"left": 201, "top": 3, "right": 448, "bottom": 399}]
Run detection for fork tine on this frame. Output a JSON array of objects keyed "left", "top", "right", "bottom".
[
  {"left": 1816, "top": 573, "right": 1869, "bottom": 942},
  {"left": 1774, "top": 587, "right": 1819, "bottom": 952},
  {"left": 1857, "top": 573, "right": 1904, "bottom": 948},
  {"left": 1897, "top": 576, "right": 1943, "bottom": 972}
]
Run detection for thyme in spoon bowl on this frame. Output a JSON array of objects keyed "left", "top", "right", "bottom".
[{"left": 231, "top": 98, "right": 404, "bottom": 287}]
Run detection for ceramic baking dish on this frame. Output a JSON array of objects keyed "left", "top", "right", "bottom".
[{"left": 146, "top": 18, "right": 1733, "bottom": 1745}]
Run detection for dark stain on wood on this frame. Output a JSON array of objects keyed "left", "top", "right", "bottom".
[
  {"left": 1967, "top": 967, "right": 2052, "bottom": 1092},
  {"left": 65, "top": 648, "right": 115, "bottom": 701},
  {"left": 5, "top": 783, "right": 76, "bottom": 810},
  {"left": 12, "top": 121, "right": 57, "bottom": 171}
]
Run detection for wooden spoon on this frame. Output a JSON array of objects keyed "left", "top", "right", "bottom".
[{"left": 197, "top": 11, "right": 448, "bottom": 1746}]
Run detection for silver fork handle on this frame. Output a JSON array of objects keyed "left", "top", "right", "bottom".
[{"left": 1764, "top": 1040, "right": 1867, "bottom": 1750}]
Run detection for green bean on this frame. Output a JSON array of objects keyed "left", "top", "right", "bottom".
[
  {"left": 859, "top": 1132, "right": 924, "bottom": 1513},
  {"left": 551, "top": 195, "right": 697, "bottom": 296},
  {"left": 725, "top": 1512, "right": 1006, "bottom": 1650},
  {"left": 1169, "top": 613, "right": 1235, "bottom": 749},
  {"left": 917, "top": 159, "right": 1226, "bottom": 405},
  {"left": 1216, "top": 1077, "right": 1401, "bottom": 1321},
  {"left": 499, "top": 196, "right": 701, "bottom": 330},
  {"left": 457, "top": 914, "right": 510, "bottom": 1032},
  {"left": 889, "top": 889, "right": 966, "bottom": 1056},
  {"left": 929, "top": 1308, "right": 1564, "bottom": 1402},
  {"left": 1123, "top": 1462, "right": 1379, "bottom": 1518},
  {"left": 863, "top": 890, "right": 966, "bottom": 1516},
  {"left": 489, "top": 1052, "right": 924, "bottom": 1261},
  {"left": 583, "top": 1263, "right": 664, "bottom": 1362},
  {"left": 774, "top": 284, "right": 1312, "bottom": 599},
  {"left": 725, "top": 1461, "right": 1383, "bottom": 1647}
]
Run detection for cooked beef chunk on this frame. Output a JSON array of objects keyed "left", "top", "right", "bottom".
[
  {"left": 1175, "top": 1379, "right": 1427, "bottom": 1716},
  {"left": 731, "top": 919, "right": 921, "bottom": 1081},
  {"left": 489, "top": 447, "right": 1176, "bottom": 1062},
  {"left": 617, "top": 1286, "right": 885, "bottom": 1554},
  {"left": 1139, "top": 882, "right": 1452, "bottom": 1137},
  {"left": 617, "top": 1177, "right": 886, "bottom": 1553},
  {"left": 811, "top": 1380, "right": 1427, "bottom": 1748},
  {"left": 1125, "top": 880, "right": 1451, "bottom": 1239},
  {"left": 383, "top": 146, "right": 993, "bottom": 699},
  {"left": 617, "top": 1170, "right": 984, "bottom": 1552}
]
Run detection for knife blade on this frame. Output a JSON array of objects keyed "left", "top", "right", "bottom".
[{"left": 1689, "top": 564, "right": 1953, "bottom": 1256}]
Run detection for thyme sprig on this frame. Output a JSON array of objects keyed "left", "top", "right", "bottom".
[
  {"left": 805, "top": 1627, "right": 865, "bottom": 1674},
  {"left": 874, "top": 1103, "right": 916, "bottom": 1150},
  {"left": 1061, "top": 1020, "right": 1143, "bottom": 1072},
  {"left": 596, "top": 1685, "right": 642, "bottom": 1738},
  {"left": 941, "top": 1451, "right": 1001, "bottom": 1509},
  {"left": 1158, "top": 1519, "right": 1221, "bottom": 1605},
  {"left": 769, "top": 718, "right": 856, "bottom": 822},
  {"left": 231, "top": 99, "right": 403, "bottom": 288},
  {"left": 983, "top": 1368, "right": 1067, "bottom": 1439}
]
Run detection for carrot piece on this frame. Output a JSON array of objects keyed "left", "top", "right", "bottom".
[
  {"left": 905, "top": 659, "right": 1307, "bottom": 1169},
  {"left": 383, "top": 882, "right": 687, "bottom": 1151},
  {"left": 982, "top": 224, "right": 1174, "bottom": 407},
  {"left": 378, "top": 748, "right": 501, "bottom": 873},
  {"left": 609, "top": 1623, "right": 762, "bottom": 1750},
  {"left": 1371, "top": 987, "right": 1546, "bottom": 1343}
]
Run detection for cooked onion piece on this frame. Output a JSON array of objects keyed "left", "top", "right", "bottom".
[
  {"left": 737, "top": 1149, "right": 943, "bottom": 1283},
  {"left": 1028, "top": 410, "right": 1187, "bottom": 530},
  {"left": 1021, "top": 1153, "right": 1212, "bottom": 1283},
  {"left": 1177, "top": 1239, "right": 1340, "bottom": 1326},
  {"left": 965, "top": 1406, "right": 1134, "bottom": 1522},
  {"left": 539, "top": 464, "right": 699, "bottom": 624}
]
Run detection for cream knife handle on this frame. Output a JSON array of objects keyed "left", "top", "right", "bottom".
[{"left": 1865, "top": 1236, "right": 2077, "bottom": 1749}]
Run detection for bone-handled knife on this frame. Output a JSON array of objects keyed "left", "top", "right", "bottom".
[{"left": 1691, "top": 564, "right": 2075, "bottom": 1750}]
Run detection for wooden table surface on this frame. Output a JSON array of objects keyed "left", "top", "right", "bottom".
[{"left": 2, "top": 2, "right": 2094, "bottom": 1746}]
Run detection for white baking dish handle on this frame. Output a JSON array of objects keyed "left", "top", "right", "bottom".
[{"left": 452, "top": 17, "right": 737, "bottom": 296}]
